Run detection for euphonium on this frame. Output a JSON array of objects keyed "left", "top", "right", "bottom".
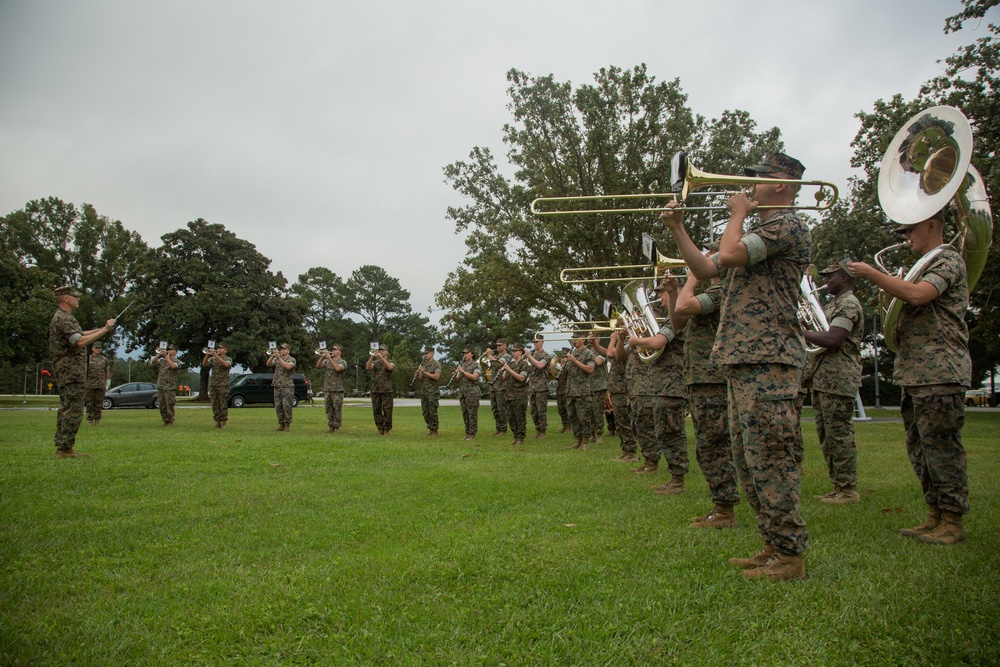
[
  {"left": 620, "top": 280, "right": 664, "bottom": 363},
  {"left": 797, "top": 265, "right": 830, "bottom": 356}
]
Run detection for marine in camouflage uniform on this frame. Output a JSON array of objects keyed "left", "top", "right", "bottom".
[
  {"left": 85, "top": 342, "right": 110, "bottom": 425},
  {"left": 525, "top": 338, "right": 552, "bottom": 438},
  {"left": 152, "top": 344, "right": 180, "bottom": 426},
  {"left": 849, "top": 214, "right": 971, "bottom": 545},
  {"left": 625, "top": 285, "right": 688, "bottom": 494},
  {"left": 588, "top": 344, "right": 609, "bottom": 442},
  {"left": 804, "top": 261, "right": 864, "bottom": 504},
  {"left": 267, "top": 343, "right": 296, "bottom": 431},
  {"left": 366, "top": 345, "right": 395, "bottom": 435},
  {"left": 676, "top": 272, "right": 740, "bottom": 526},
  {"left": 456, "top": 348, "right": 481, "bottom": 439},
  {"left": 503, "top": 344, "right": 531, "bottom": 444},
  {"left": 316, "top": 345, "right": 347, "bottom": 432},
  {"left": 564, "top": 334, "right": 595, "bottom": 448},
  {"left": 203, "top": 343, "right": 233, "bottom": 428},
  {"left": 417, "top": 346, "right": 442, "bottom": 435},
  {"left": 486, "top": 340, "right": 511, "bottom": 435},
  {"left": 664, "top": 151, "right": 811, "bottom": 581},
  {"left": 49, "top": 286, "right": 116, "bottom": 457},
  {"left": 555, "top": 352, "right": 570, "bottom": 432},
  {"left": 601, "top": 332, "right": 636, "bottom": 461}
]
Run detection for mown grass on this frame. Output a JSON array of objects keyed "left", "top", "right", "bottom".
[{"left": 1, "top": 403, "right": 997, "bottom": 665}]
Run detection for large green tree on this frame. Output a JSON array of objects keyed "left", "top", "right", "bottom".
[
  {"left": 436, "top": 65, "right": 783, "bottom": 352},
  {"left": 813, "top": 0, "right": 1000, "bottom": 392},
  {"left": 0, "top": 248, "right": 56, "bottom": 365},
  {"left": 132, "top": 219, "right": 308, "bottom": 396},
  {"left": 0, "top": 197, "right": 149, "bottom": 355}
]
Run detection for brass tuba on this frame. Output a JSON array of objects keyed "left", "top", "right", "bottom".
[
  {"left": 619, "top": 280, "right": 664, "bottom": 363},
  {"left": 875, "top": 106, "right": 993, "bottom": 352}
]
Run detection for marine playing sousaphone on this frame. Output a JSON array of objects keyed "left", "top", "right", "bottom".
[{"left": 873, "top": 106, "right": 993, "bottom": 352}]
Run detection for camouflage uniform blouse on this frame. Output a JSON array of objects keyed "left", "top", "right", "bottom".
[
  {"left": 457, "top": 361, "right": 481, "bottom": 397},
  {"left": 608, "top": 353, "right": 627, "bottom": 394},
  {"left": 683, "top": 282, "right": 725, "bottom": 386},
  {"left": 86, "top": 354, "right": 109, "bottom": 389},
  {"left": 49, "top": 309, "right": 85, "bottom": 385},
  {"left": 712, "top": 210, "right": 811, "bottom": 368},
  {"left": 155, "top": 358, "right": 179, "bottom": 392},
  {"left": 589, "top": 355, "right": 608, "bottom": 392},
  {"left": 208, "top": 355, "right": 233, "bottom": 388},
  {"left": 321, "top": 357, "right": 347, "bottom": 393},
  {"left": 893, "top": 247, "right": 970, "bottom": 389},
  {"left": 418, "top": 359, "right": 442, "bottom": 397},
  {"left": 634, "top": 323, "right": 686, "bottom": 398},
  {"left": 527, "top": 350, "right": 551, "bottom": 391},
  {"left": 271, "top": 356, "right": 296, "bottom": 388},
  {"left": 625, "top": 347, "right": 644, "bottom": 402},
  {"left": 565, "top": 347, "right": 595, "bottom": 397},
  {"left": 808, "top": 290, "right": 864, "bottom": 397},
  {"left": 370, "top": 357, "right": 394, "bottom": 394},
  {"left": 505, "top": 357, "right": 531, "bottom": 400},
  {"left": 491, "top": 352, "right": 512, "bottom": 390}
]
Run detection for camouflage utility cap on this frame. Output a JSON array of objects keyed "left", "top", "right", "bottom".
[
  {"left": 744, "top": 151, "right": 805, "bottom": 179},
  {"left": 54, "top": 285, "right": 82, "bottom": 298},
  {"left": 819, "top": 259, "right": 849, "bottom": 275}
]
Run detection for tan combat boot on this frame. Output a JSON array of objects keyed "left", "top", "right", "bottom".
[
  {"left": 275, "top": 424, "right": 286, "bottom": 432},
  {"left": 727, "top": 543, "right": 776, "bottom": 568},
  {"left": 691, "top": 505, "right": 737, "bottom": 529},
  {"left": 631, "top": 458, "right": 659, "bottom": 475},
  {"left": 615, "top": 452, "right": 639, "bottom": 462},
  {"left": 55, "top": 449, "right": 89, "bottom": 459},
  {"left": 741, "top": 553, "right": 806, "bottom": 581},
  {"left": 813, "top": 489, "right": 837, "bottom": 500},
  {"left": 654, "top": 475, "right": 686, "bottom": 495},
  {"left": 820, "top": 486, "right": 861, "bottom": 505},
  {"left": 567, "top": 438, "right": 583, "bottom": 449},
  {"left": 917, "top": 511, "right": 966, "bottom": 545},
  {"left": 898, "top": 505, "right": 940, "bottom": 538}
]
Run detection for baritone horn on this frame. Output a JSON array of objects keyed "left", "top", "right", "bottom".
[
  {"left": 798, "top": 265, "right": 831, "bottom": 356},
  {"left": 620, "top": 280, "right": 664, "bottom": 363},
  {"left": 873, "top": 106, "right": 992, "bottom": 353},
  {"left": 529, "top": 154, "right": 838, "bottom": 215}
]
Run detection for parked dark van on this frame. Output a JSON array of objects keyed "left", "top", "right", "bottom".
[{"left": 228, "top": 373, "right": 309, "bottom": 408}]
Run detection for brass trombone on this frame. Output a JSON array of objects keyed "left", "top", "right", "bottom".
[
  {"left": 530, "top": 152, "right": 838, "bottom": 215},
  {"left": 560, "top": 233, "right": 687, "bottom": 284}
]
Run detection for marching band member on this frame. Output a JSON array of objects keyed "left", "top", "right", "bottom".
[
  {"left": 366, "top": 344, "right": 395, "bottom": 435},
  {"left": 456, "top": 347, "right": 482, "bottom": 440},
  {"left": 805, "top": 261, "right": 865, "bottom": 504},
  {"left": 266, "top": 343, "right": 296, "bottom": 431},
  {"left": 416, "top": 346, "right": 442, "bottom": 436},
  {"left": 525, "top": 336, "right": 552, "bottom": 438},
  {"left": 604, "top": 330, "right": 638, "bottom": 462},
  {"left": 502, "top": 343, "right": 531, "bottom": 445},
  {"left": 587, "top": 334, "right": 609, "bottom": 444},
  {"left": 564, "top": 332, "right": 596, "bottom": 449},
  {"left": 848, "top": 212, "right": 971, "bottom": 545},
  {"left": 663, "top": 151, "right": 811, "bottom": 581},
  {"left": 85, "top": 342, "right": 110, "bottom": 426},
  {"left": 151, "top": 344, "right": 180, "bottom": 426},
  {"left": 316, "top": 344, "right": 347, "bottom": 433},
  {"left": 485, "top": 339, "right": 511, "bottom": 436},
  {"left": 203, "top": 342, "right": 233, "bottom": 428}
]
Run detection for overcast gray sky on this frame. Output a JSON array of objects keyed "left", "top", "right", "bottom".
[{"left": 1, "top": 0, "right": 992, "bottom": 327}]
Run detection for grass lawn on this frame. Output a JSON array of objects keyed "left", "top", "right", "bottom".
[{"left": 1, "top": 402, "right": 997, "bottom": 665}]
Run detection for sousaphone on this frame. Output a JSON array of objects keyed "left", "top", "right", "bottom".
[{"left": 875, "top": 106, "right": 993, "bottom": 352}]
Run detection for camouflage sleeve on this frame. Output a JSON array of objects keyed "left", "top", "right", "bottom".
[
  {"left": 743, "top": 213, "right": 795, "bottom": 267},
  {"left": 921, "top": 253, "right": 963, "bottom": 297},
  {"left": 287, "top": 356, "right": 296, "bottom": 369},
  {"left": 829, "top": 298, "right": 862, "bottom": 332},
  {"left": 694, "top": 293, "right": 715, "bottom": 315},
  {"left": 335, "top": 360, "right": 347, "bottom": 371},
  {"left": 56, "top": 313, "right": 83, "bottom": 344},
  {"left": 656, "top": 322, "right": 676, "bottom": 343},
  {"left": 829, "top": 316, "right": 855, "bottom": 331}
]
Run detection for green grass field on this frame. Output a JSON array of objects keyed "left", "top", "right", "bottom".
[{"left": 1, "top": 402, "right": 997, "bottom": 665}]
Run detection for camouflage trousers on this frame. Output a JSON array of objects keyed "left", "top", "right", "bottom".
[
  {"left": 901, "top": 388, "right": 969, "bottom": 515},
  {"left": 85, "top": 387, "right": 104, "bottom": 423},
  {"left": 274, "top": 386, "right": 294, "bottom": 425},
  {"left": 813, "top": 390, "right": 857, "bottom": 489},
  {"left": 371, "top": 392, "right": 393, "bottom": 432},
  {"left": 611, "top": 391, "right": 635, "bottom": 453},
  {"left": 529, "top": 390, "right": 548, "bottom": 434},
  {"left": 590, "top": 391, "right": 606, "bottom": 435},
  {"left": 566, "top": 394, "right": 593, "bottom": 440},
  {"left": 726, "top": 363, "right": 807, "bottom": 556},
  {"left": 460, "top": 392, "right": 480, "bottom": 435},
  {"left": 506, "top": 393, "right": 528, "bottom": 440},
  {"left": 632, "top": 395, "right": 688, "bottom": 475},
  {"left": 158, "top": 388, "right": 176, "bottom": 424},
  {"left": 325, "top": 391, "right": 344, "bottom": 429},
  {"left": 55, "top": 381, "right": 84, "bottom": 451},
  {"left": 689, "top": 383, "right": 739, "bottom": 507},
  {"left": 556, "top": 392, "right": 569, "bottom": 429},
  {"left": 210, "top": 384, "right": 229, "bottom": 423},
  {"left": 421, "top": 393, "right": 439, "bottom": 430},
  {"left": 490, "top": 388, "right": 508, "bottom": 432}
]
